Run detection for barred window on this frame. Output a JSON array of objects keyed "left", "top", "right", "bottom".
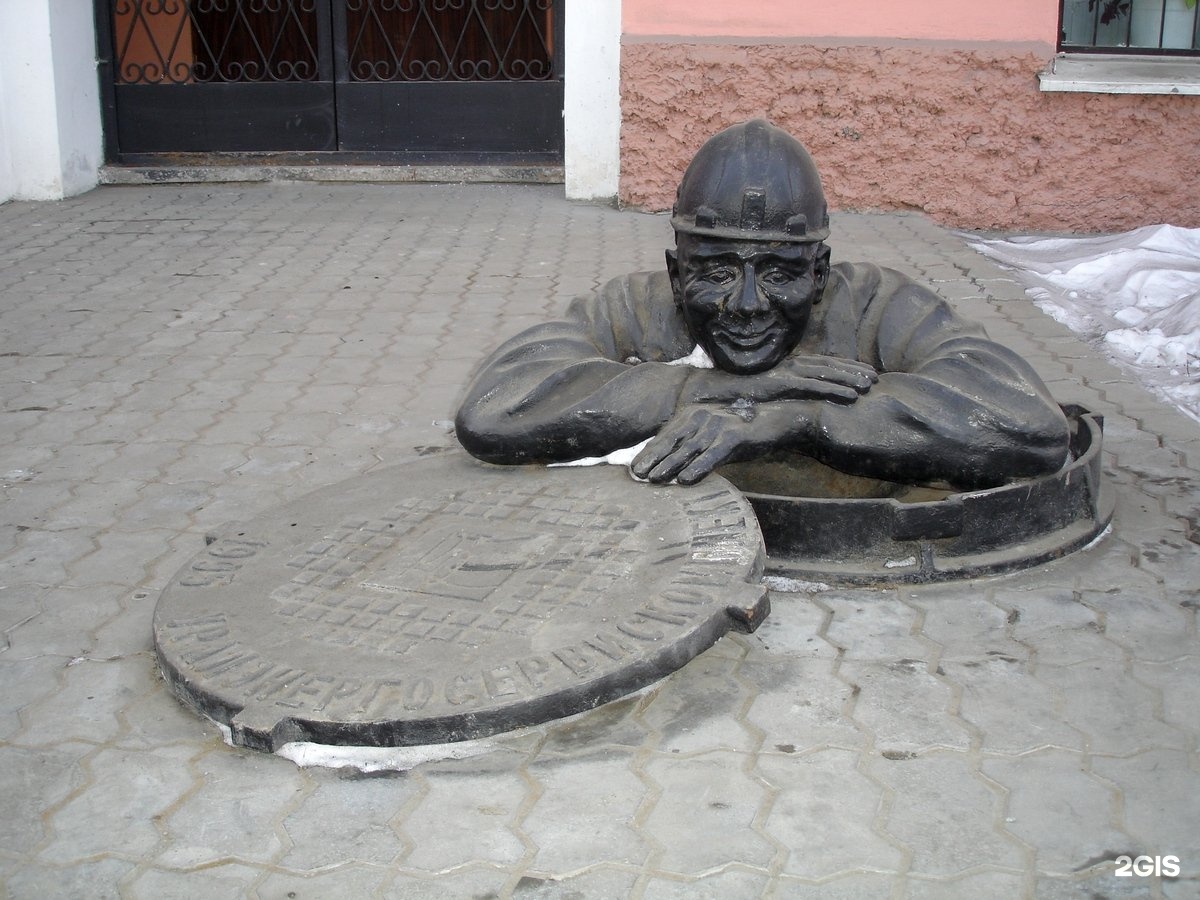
[{"left": 1060, "top": 0, "right": 1200, "bottom": 53}]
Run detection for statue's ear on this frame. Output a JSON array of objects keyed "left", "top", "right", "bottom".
[
  {"left": 666, "top": 249, "right": 683, "bottom": 305},
  {"left": 812, "top": 244, "right": 832, "bottom": 296}
]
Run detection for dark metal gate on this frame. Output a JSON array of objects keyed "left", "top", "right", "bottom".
[{"left": 95, "top": 0, "right": 564, "bottom": 163}]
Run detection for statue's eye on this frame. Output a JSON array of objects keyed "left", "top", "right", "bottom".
[
  {"left": 760, "top": 268, "right": 794, "bottom": 286},
  {"left": 700, "top": 266, "right": 737, "bottom": 285}
]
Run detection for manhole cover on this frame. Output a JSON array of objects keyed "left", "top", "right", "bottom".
[{"left": 154, "top": 454, "right": 767, "bottom": 750}]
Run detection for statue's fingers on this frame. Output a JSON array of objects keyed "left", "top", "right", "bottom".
[
  {"left": 779, "top": 378, "right": 859, "bottom": 403},
  {"left": 644, "top": 415, "right": 724, "bottom": 482},
  {"left": 792, "top": 369, "right": 871, "bottom": 392},
  {"left": 807, "top": 365, "right": 876, "bottom": 390},
  {"left": 631, "top": 424, "right": 691, "bottom": 480},
  {"left": 821, "top": 354, "right": 878, "bottom": 378},
  {"left": 784, "top": 356, "right": 878, "bottom": 387},
  {"left": 828, "top": 366, "right": 877, "bottom": 391},
  {"left": 675, "top": 443, "right": 733, "bottom": 485},
  {"left": 655, "top": 415, "right": 735, "bottom": 483},
  {"left": 645, "top": 439, "right": 706, "bottom": 483}
]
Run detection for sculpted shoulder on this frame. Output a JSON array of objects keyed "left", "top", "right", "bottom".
[
  {"left": 580, "top": 270, "right": 672, "bottom": 314},
  {"left": 571, "top": 270, "right": 690, "bottom": 364}
]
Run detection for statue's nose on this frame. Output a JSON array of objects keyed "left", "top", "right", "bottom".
[{"left": 727, "top": 262, "right": 768, "bottom": 317}]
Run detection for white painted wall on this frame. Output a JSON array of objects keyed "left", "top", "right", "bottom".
[
  {"left": 0, "top": 0, "right": 103, "bottom": 202},
  {"left": 0, "top": 42, "right": 15, "bottom": 204},
  {"left": 48, "top": 0, "right": 104, "bottom": 197},
  {"left": 564, "top": 0, "right": 621, "bottom": 202}
]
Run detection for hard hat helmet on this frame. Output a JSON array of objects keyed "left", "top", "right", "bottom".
[{"left": 671, "top": 119, "right": 830, "bottom": 243}]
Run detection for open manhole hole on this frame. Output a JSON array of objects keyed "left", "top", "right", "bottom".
[{"left": 721, "top": 405, "right": 1112, "bottom": 584}]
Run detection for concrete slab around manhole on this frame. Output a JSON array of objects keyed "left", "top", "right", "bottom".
[{"left": 154, "top": 453, "right": 767, "bottom": 751}]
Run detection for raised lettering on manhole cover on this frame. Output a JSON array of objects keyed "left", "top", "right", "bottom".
[{"left": 154, "top": 453, "right": 767, "bottom": 750}]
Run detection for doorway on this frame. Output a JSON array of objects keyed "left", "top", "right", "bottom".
[{"left": 96, "top": 0, "right": 564, "bottom": 163}]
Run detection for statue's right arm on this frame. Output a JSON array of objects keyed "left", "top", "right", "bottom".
[
  {"left": 454, "top": 278, "right": 696, "bottom": 464},
  {"left": 454, "top": 332, "right": 698, "bottom": 464}
]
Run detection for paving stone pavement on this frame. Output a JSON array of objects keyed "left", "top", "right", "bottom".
[{"left": 0, "top": 183, "right": 1197, "bottom": 899}]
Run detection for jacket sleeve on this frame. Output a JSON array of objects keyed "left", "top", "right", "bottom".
[
  {"left": 801, "top": 266, "right": 1070, "bottom": 488},
  {"left": 455, "top": 273, "right": 697, "bottom": 464}
]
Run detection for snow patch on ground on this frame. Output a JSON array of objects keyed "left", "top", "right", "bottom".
[
  {"left": 277, "top": 738, "right": 496, "bottom": 773},
  {"left": 212, "top": 716, "right": 499, "bottom": 772},
  {"left": 761, "top": 576, "right": 832, "bottom": 593},
  {"left": 970, "top": 224, "right": 1200, "bottom": 423}
]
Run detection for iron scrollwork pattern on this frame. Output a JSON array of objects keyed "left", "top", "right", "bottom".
[
  {"left": 345, "top": 0, "right": 555, "bottom": 82},
  {"left": 113, "top": 0, "right": 321, "bottom": 84}
]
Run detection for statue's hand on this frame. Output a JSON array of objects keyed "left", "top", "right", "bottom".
[
  {"left": 683, "top": 354, "right": 877, "bottom": 405},
  {"left": 776, "top": 354, "right": 878, "bottom": 392},
  {"left": 630, "top": 402, "right": 804, "bottom": 485}
]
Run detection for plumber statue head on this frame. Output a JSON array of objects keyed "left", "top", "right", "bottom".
[{"left": 666, "top": 119, "right": 833, "bottom": 376}]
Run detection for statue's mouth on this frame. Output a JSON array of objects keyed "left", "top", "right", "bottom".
[{"left": 713, "top": 324, "right": 779, "bottom": 350}]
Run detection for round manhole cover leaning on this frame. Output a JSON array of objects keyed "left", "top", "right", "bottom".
[{"left": 154, "top": 454, "right": 768, "bottom": 751}]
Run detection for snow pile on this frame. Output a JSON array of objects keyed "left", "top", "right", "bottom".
[
  {"left": 970, "top": 224, "right": 1200, "bottom": 423},
  {"left": 276, "top": 738, "right": 496, "bottom": 773},
  {"left": 761, "top": 576, "right": 832, "bottom": 593},
  {"left": 215, "top": 719, "right": 501, "bottom": 772},
  {"left": 547, "top": 437, "right": 651, "bottom": 470}
]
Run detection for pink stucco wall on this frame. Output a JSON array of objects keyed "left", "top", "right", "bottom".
[
  {"left": 623, "top": 0, "right": 1057, "bottom": 44},
  {"left": 619, "top": 40, "right": 1200, "bottom": 233}
]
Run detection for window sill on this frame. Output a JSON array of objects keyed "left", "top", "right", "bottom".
[{"left": 1038, "top": 53, "right": 1200, "bottom": 94}]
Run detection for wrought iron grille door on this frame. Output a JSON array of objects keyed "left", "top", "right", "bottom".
[{"left": 96, "top": 0, "right": 564, "bottom": 160}]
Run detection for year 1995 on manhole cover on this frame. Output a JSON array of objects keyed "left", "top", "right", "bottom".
[{"left": 154, "top": 453, "right": 768, "bottom": 750}]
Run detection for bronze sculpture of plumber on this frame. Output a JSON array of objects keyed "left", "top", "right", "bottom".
[{"left": 456, "top": 119, "right": 1068, "bottom": 490}]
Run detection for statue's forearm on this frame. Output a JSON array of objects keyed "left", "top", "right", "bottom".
[
  {"left": 780, "top": 373, "right": 1069, "bottom": 488},
  {"left": 455, "top": 359, "right": 694, "bottom": 463}
]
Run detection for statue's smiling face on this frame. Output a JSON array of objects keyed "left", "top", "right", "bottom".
[{"left": 669, "top": 236, "right": 831, "bottom": 375}]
